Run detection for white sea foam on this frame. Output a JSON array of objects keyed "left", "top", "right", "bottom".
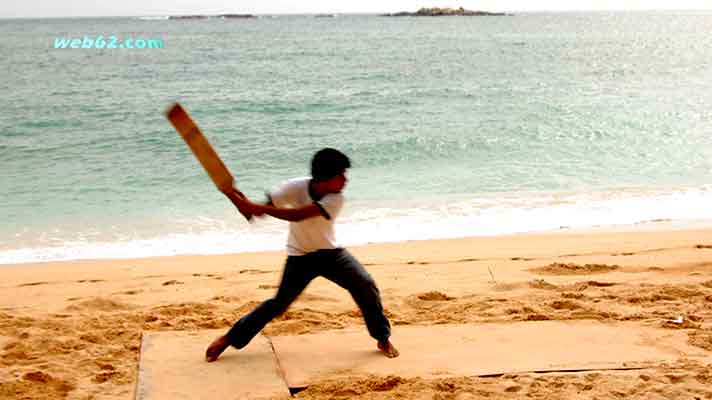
[
  {"left": 339, "top": 185, "right": 712, "bottom": 245},
  {"left": 2, "top": 185, "right": 712, "bottom": 265},
  {"left": 0, "top": 227, "right": 285, "bottom": 265}
]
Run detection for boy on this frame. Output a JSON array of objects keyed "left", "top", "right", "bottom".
[{"left": 206, "top": 148, "right": 399, "bottom": 361}]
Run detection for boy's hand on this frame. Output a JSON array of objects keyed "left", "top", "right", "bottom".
[
  {"left": 220, "top": 186, "right": 244, "bottom": 198},
  {"left": 237, "top": 199, "right": 265, "bottom": 217},
  {"left": 221, "top": 187, "right": 263, "bottom": 218}
]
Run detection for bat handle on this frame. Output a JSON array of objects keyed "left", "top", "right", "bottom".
[
  {"left": 233, "top": 188, "right": 253, "bottom": 222},
  {"left": 239, "top": 210, "right": 254, "bottom": 222}
]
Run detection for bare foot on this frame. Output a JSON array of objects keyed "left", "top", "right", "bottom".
[
  {"left": 377, "top": 340, "right": 399, "bottom": 358},
  {"left": 205, "top": 335, "right": 230, "bottom": 362}
]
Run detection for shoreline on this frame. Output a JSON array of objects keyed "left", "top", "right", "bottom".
[
  {"left": 5, "top": 181, "right": 712, "bottom": 266},
  {"left": 3, "top": 217, "right": 712, "bottom": 267}
]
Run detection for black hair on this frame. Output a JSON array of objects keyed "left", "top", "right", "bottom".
[{"left": 311, "top": 148, "right": 351, "bottom": 181}]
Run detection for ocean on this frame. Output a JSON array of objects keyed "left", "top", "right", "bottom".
[{"left": 1, "top": 12, "right": 711, "bottom": 264}]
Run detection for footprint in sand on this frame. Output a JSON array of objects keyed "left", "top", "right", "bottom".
[
  {"left": 416, "top": 291, "right": 455, "bottom": 301},
  {"left": 688, "top": 330, "right": 712, "bottom": 352},
  {"left": 528, "top": 280, "right": 559, "bottom": 290},
  {"left": 65, "top": 297, "right": 135, "bottom": 312},
  {"left": 559, "top": 281, "right": 616, "bottom": 292},
  {"left": 20, "top": 371, "right": 76, "bottom": 397},
  {"left": 524, "top": 314, "right": 551, "bottom": 321},
  {"left": 211, "top": 295, "right": 241, "bottom": 302},
  {"left": 144, "top": 315, "right": 159, "bottom": 322},
  {"left": 96, "top": 363, "right": 116, "bottom": 371},
  {"left": 93, "top": 370, "right": 120, "bottom": 384},
  {"left": 115, "top": 289, "right": 142, "bottom": 295},
  {"left": 239, "top": 269, "right": 272, "bottom": 275},
  {"left": 17, "top": 281, "right": 49, "bottom": 287},
  {"left": 258, "top": 284, "right": 279, "bottom": 290},
  {"left": 140, "top": 275, "right": 165, "bottom": 279},
  {"left": 23, "top": 371, "right": 53, "bottom": 383},
  {"left": 529, "top": 263, "right": 619, "bottom": 275},
  {"left": 665, "top": 374, "right": 687, "bottom": 384},
  {"left": 549, "top": 300, "right": 582, "bottom": 310},
  {"left": 298, "top": 293, "right": 339, "bottom": 302},
  {"left": 492, "top": 280, "right": 558, "bottom": 291},
  {"left": 561, "top": 292, "right": 586, "bottom": 299},
  {"left": 193, "top": 273, "right": 225, "bottom": 280},
  {"left": 581, "top": 281, "right": 617, "bottom": 287}
]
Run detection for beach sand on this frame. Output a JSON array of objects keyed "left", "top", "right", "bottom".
[{"left": 2, "top": 226, "right": 712, "bottom": 399}]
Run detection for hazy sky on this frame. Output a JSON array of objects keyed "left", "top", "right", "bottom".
[{"left": 3, "top": 0, "right": 712, "bottom": 18}]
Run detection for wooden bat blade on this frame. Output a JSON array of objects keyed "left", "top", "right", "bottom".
[
  {"left": 166, "top": 102, "right": 252, "bottom": 221},
  {"left": 166, "top": 103, "right": 234, "bottom": 191}
]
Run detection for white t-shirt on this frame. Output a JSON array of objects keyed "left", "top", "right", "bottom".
[{"left": 268, "top": 177, "right": 344, "bottom": 256}]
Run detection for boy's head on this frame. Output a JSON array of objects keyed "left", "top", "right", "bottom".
[{"left": 311, "top": 148, "right": 350, "bottom": 192}]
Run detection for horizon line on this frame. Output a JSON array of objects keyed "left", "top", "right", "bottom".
[{"left": 2, "top": 8, "right": 712, "bottom": 20}]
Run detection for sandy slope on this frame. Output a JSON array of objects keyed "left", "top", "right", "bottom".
[{"left": 2, "top": 226, "right": 712, "bottom": 399}]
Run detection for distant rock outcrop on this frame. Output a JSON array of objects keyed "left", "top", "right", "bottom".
[
  {"left": 168, "top": 14, "right": 254, "bottom": 20},
  {"left": 220, "top": 14, "right": 255, "bottom": 19},
  {"left": 168, "top": 15, "right": 206, "bottom": 20},
  {"left": 382, "top": 7, "right": 509, "bottom": 17}
]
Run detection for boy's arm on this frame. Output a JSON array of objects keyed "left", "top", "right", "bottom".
[
  {"left": 223, "top": 188, "right": 323, "bottom": 222},
  {"left": 251, "top": 202, "right": 324, "bottom": 222}
]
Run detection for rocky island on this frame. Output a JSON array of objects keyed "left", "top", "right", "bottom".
[
  {"left": 168, "top": 14, "right": 254, "bottom": 20},
  {"left": 382, "top": 7, "right": 509, "bottom": 17}
]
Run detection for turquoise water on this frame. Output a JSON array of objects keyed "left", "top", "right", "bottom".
[{"left": 2, "top": 12, "right": 712, "bottom": 263}]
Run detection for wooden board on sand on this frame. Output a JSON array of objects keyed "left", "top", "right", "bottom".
[
  {"left": 135, "top": 330, "right": 290, "bottom": 400},
  {"left": 270, "top": 320, "right": 712, "bottom": 388},
  {"left": 135, "top": 321, "right": 712, "bottom": 399}
]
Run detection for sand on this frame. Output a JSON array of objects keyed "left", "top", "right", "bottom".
[{"left": 2, "top": 225, "right": 712, "bottom": 399}]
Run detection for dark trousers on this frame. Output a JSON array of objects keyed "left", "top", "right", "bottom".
[{"left": 226, "top": 248, "right": 391, "bottom": 348}]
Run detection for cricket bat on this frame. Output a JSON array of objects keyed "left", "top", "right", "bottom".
[{"left": 165, "top": 102, "right": 252, "bottom": 221}]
